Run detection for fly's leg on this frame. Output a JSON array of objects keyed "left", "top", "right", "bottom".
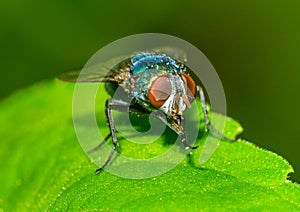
[
  {"left": 153, "top": 111, "right": 198, "bottom": 149},
  {"left": 87, "top": 133, "right": 112, "bottom": 154},
  {"left": 197, "top": 85, "right": 236, "bottom": 142},
  {"left": 181, "top": 118, "right": 199, "bottom": 149},
  {"left": 96, "top": 97, "right": 202, "bottom": 174},
  {"left": 89, "top": 100, "right": 142, "bottom": 155},
  {"left": 95, "top": 99, "right": 127, "bottom": 174},
  {"left": 95, "top": 99, "right": 146, "bottom": 174}
]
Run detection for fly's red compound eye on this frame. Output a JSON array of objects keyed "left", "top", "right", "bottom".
[
  {"left": 148, "top": 75, "right": 172, "bottom": 107},
  {"left": 182, "top": 73, "right": 196, "bottom": 102}
]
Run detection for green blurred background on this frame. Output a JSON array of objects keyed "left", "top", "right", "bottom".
[{"left": 0, "top": 1, "right": 299, "bottom": 181}]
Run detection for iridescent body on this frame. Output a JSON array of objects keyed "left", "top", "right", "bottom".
[
  {"left": 106, "top": 52, "right": 196, "bottom": 126},
  {"left": 58, "top": 49, "right": 235, "bottom": 173}
]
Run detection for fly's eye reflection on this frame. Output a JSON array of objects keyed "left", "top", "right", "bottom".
[{"left": 58, "top": 49, "right": 237, "bottom": 174}]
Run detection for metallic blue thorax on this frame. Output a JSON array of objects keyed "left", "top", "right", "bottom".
[{"left": 130, "top": 53, "right": 185, "bottom": 107}]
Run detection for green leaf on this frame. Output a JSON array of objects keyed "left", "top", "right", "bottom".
[{"left": 0, "top": 79, "right": 299, "bottom": 211}]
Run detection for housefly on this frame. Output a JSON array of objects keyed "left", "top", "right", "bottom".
[{"left": 59, "top": 48, "right": 235, "bottom": 173}]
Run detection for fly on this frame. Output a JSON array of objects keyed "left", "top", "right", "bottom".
[{"left": 59, "top": 48, "right": 235, "bottom": 174}]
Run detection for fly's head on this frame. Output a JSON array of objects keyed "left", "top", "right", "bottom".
[{"left": 148, "top": 73, "right": 196, "bottom": 130}]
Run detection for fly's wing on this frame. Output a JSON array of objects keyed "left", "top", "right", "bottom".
[
  {"left": 58, "top": 55, "right": 130, "bottom": 83},
  {"left": 58, "top": 69, "right": 109, "bottom": 82},
  {"left": 152, "top": 46, "right": 187, "bottom": 63}
]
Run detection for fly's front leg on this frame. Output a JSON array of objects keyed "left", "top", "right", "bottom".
[
  {"left": 181, "top": 118, "right": 198, "bottom": 149},
  {"left": 153, "top": 111, "right": 198, "bottom": 149},
  {"left": 197, "top": 85, "right": 236, "bottom": 142}
]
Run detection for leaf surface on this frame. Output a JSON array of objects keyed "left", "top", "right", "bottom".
[{"left": 0, "top": 80, "right": 299, "bottom": 211}]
